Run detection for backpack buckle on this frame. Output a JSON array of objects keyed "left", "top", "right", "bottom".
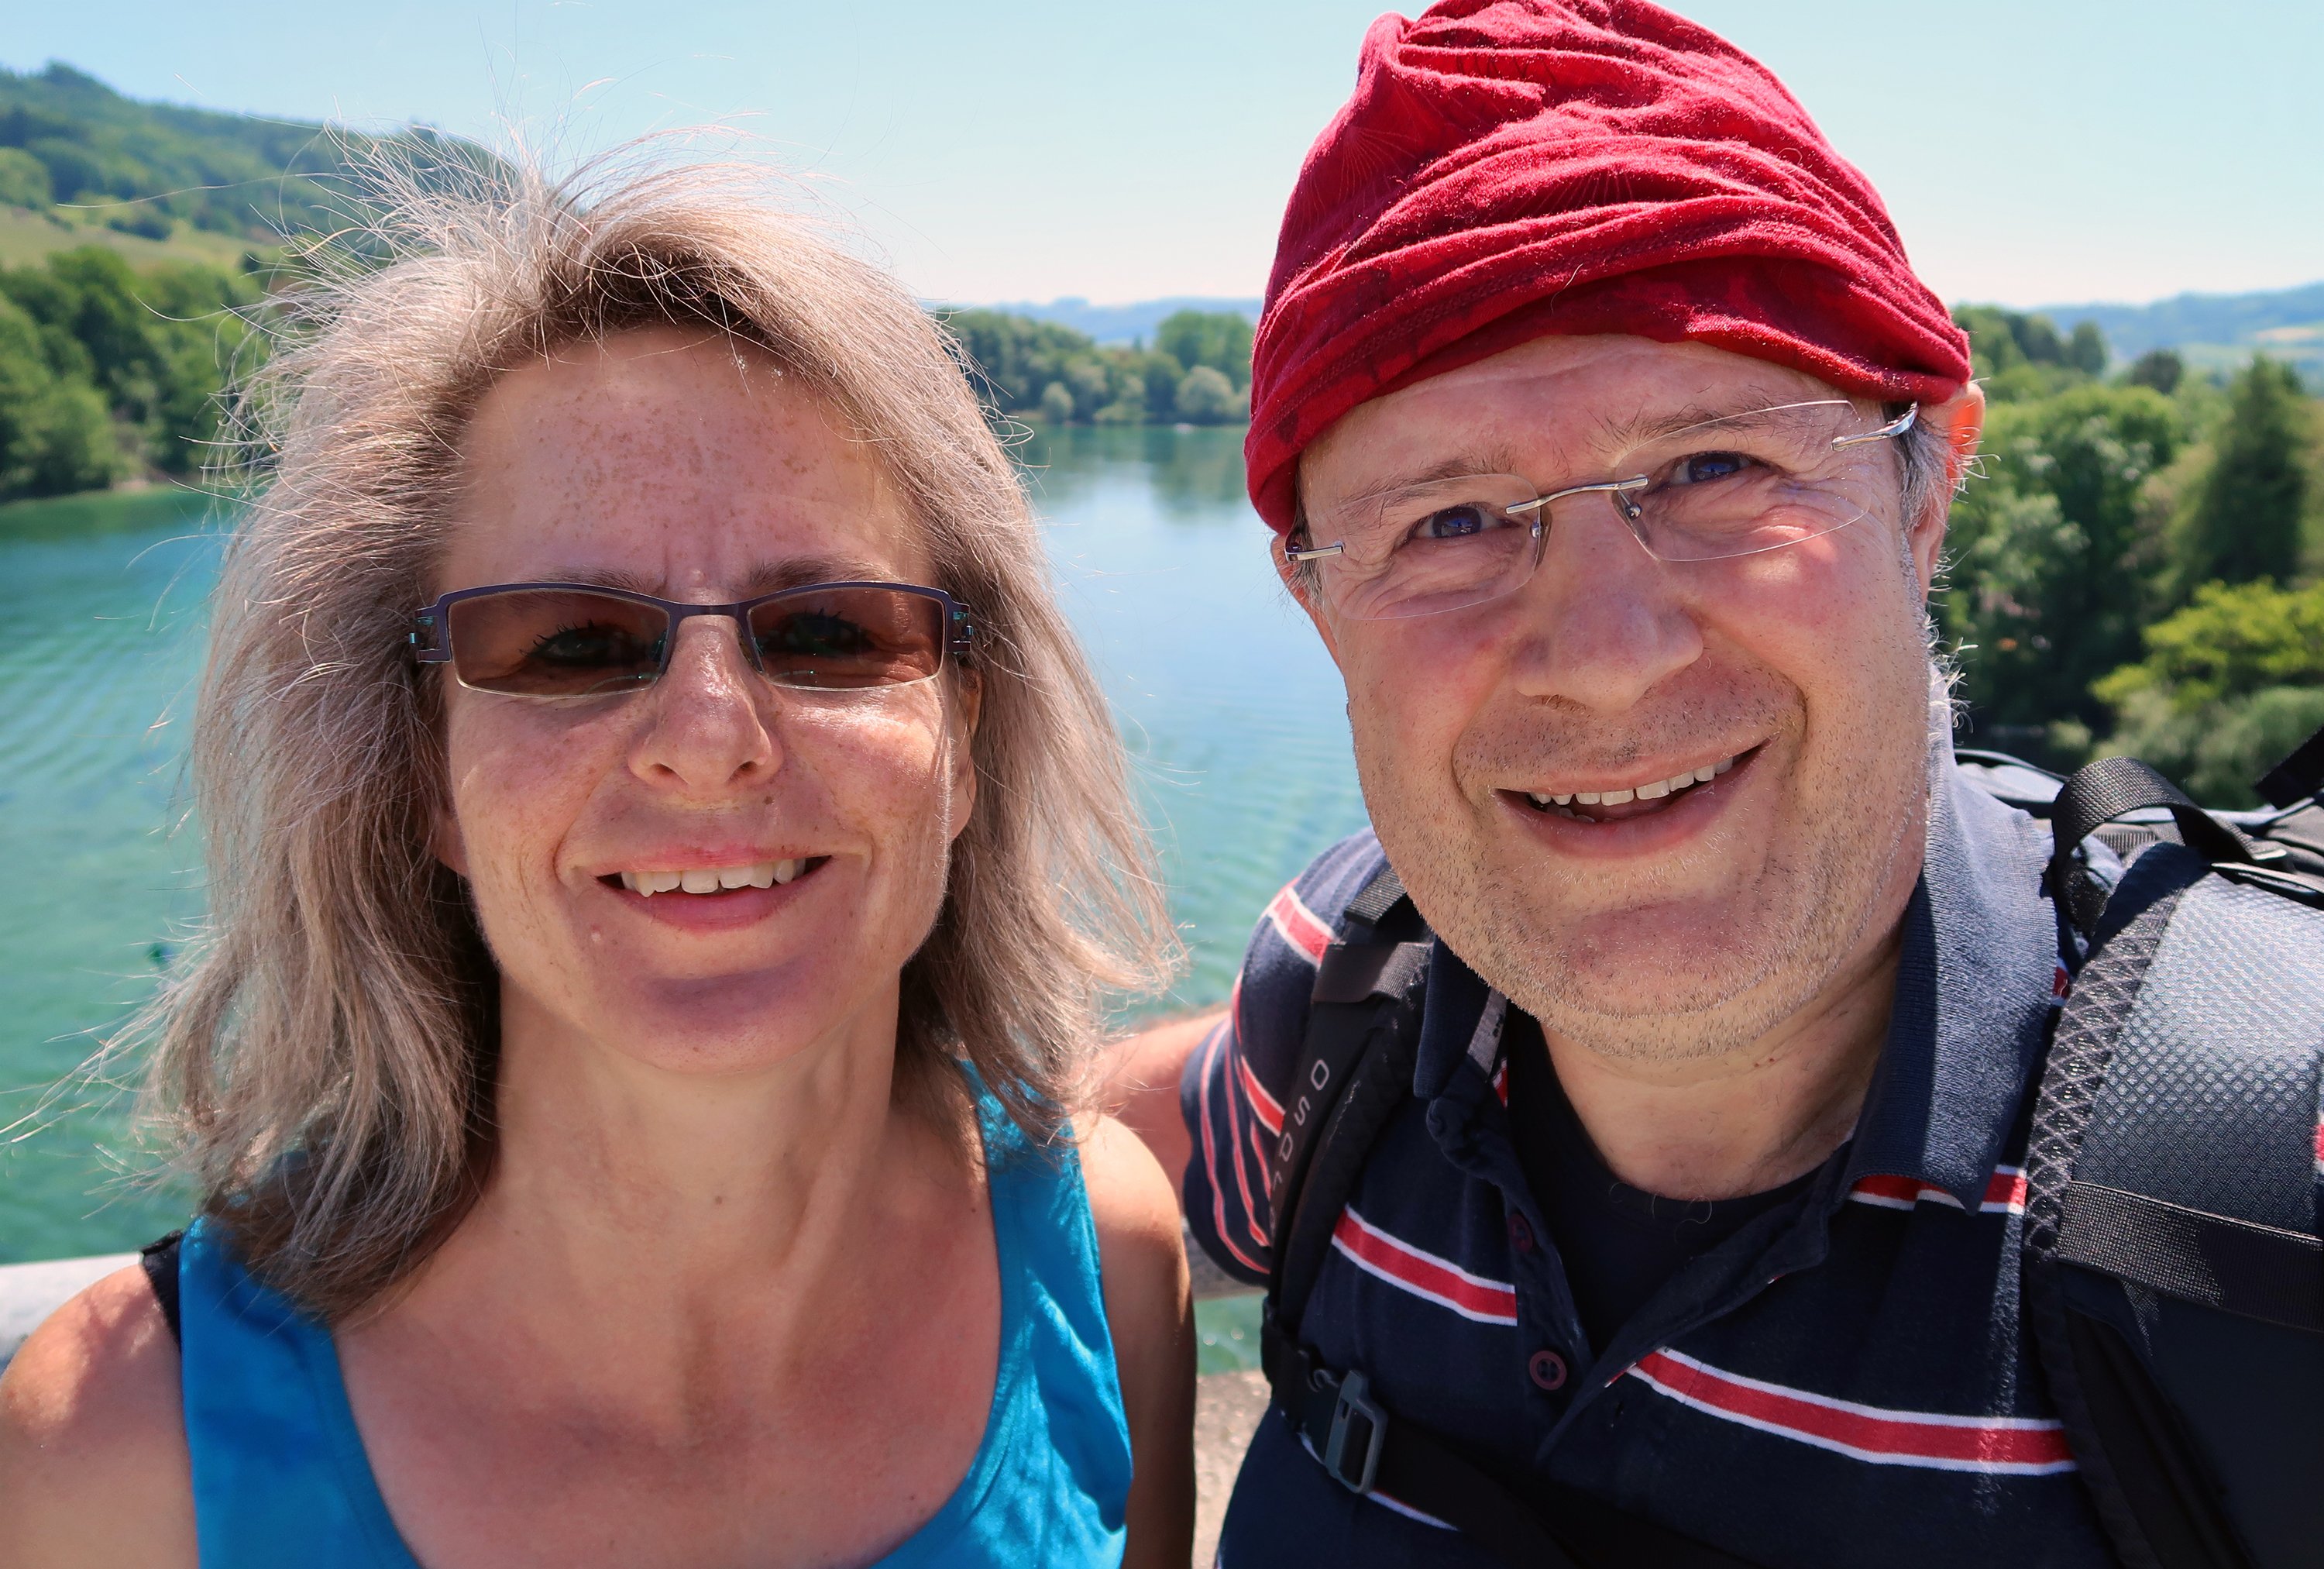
[{"left": 1322, "top": 1369, "right": 1388, "bottom": 1495}]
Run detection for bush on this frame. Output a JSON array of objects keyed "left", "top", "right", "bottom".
[
  {"left": 1037, "top": 380, "right": 1074, "bottom": 425},
  {"left": 0, "top": 147, "right": 53, "bottom": 208},
  {"left": 2095, "top": 580, "right": 2324, "bottom": 806},
  {"left": 1173, "top": 365, "right": 1244, "bottom": 424}
]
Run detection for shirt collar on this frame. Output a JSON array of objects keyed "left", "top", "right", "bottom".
[
  {"left": 1411, "top": 737, "right": 2059, "bottom": 1210},
  {"left": 1842, "top": 741, "right": 2058, "bottom": 1206}
]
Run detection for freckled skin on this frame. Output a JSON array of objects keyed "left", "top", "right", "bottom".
[
  {"left": 1297, "top": 335, "right": 1960, "bottom": 1070},
  {"left": 434, "top": 332, "right": 974, "bottom": 1072}
]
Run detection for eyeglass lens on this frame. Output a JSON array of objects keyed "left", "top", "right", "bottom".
[
  {"left": 1308, "top": 401, "right": 1904, "bottom": 621},
  {"left": 445, "top": 586, "right": 947, "bottom": 697}
]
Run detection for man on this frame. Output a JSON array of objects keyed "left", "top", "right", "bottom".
[{"left": 1108, "top": 2, "right": 2140, "bottom": 1563}]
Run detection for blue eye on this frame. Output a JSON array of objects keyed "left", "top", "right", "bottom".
[
  {"left": 1672, "top": 450, "right": 1752, "bottom": 486},
  {"left": 1418, "top": 504, "right": 1494, "bottom": 539}
]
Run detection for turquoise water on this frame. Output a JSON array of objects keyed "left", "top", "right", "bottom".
[{"left": 0, "top": 428, "right": 1370, "bottom": 1276}]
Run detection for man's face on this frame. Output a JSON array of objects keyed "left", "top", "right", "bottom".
[{"left": 1295, "top": 335, "right": 1965, "bottom": 1066}]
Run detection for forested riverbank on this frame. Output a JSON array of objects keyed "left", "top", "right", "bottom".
[{"left": 5, "top": 56, "right": 2323, "bottom": 803}]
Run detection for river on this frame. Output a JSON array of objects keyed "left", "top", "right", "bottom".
[{"left": 0, "top": 426, "right": 1367, "bottom": 1289}]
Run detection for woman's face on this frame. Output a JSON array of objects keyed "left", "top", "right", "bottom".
[{"left": 432, "top": 328, "right": 977, "bottom": 1075}]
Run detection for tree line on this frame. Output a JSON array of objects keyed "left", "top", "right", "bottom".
[
  {"left": 938, "top": 308, "right": 1253, "bottom": 427},
  {"left": 0, "top": 246, "right": 258, "bottom": 498},
  {"left": 1942, "top": 309, "right": 2324, "bottom": 803}
]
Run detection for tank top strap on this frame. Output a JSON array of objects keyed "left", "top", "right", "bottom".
[
  {"left": 871, "top": 1074, "right": 1133, "bottom": 1567},
  {"left": 177, "top": 1217, "right": 421, "bottom": 1567}
]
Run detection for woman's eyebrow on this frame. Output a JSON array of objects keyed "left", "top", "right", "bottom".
[{"left": 744, "top": 554, "right": 898, "bottom": 593}]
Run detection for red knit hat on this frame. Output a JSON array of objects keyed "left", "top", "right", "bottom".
[{"left": 1246, "top": 0, "right": 1971, "bottom": 533}]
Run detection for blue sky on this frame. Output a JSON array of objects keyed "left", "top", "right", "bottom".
[{"left": 7, "top": 1, "right": 2320, "bottom": 309}]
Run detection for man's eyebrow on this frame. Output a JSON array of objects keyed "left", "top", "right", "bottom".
[
  {"left": 1596, "top": 397, "right": 1834, "bottom": 450},
  {"left": 1338, "top": 449, "right": 1525, "bottom": 506}
]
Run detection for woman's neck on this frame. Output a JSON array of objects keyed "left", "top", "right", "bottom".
[{"left": 375, "top": 978, "right": 974, "bottom": 1378}]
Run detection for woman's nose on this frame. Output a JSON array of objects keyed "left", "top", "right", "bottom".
[
  {"left": 1509, "top": 501, "right": 1704, "bottom": 710},
  {"left": 628, "top": 616, "right": 781, "bottom": 790}
]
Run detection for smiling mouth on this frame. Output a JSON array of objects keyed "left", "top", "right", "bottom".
[
  {"left": 1514, "top": 748, "right": 1755, "bottom": 824},
  {"left": 601, "top": 857, "right": 830, "bottom": 896}
]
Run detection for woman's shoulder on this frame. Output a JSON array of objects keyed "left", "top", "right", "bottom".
[
  {"left": 1072, "top": 1113, "right": 1188, "bottom": 1395},
  {"left": 0, "top": 1264, "right": 196, "bottom": 1567},
  {"left": 1076, "top": 1114, "right": 1184, "bottom": 1278}
]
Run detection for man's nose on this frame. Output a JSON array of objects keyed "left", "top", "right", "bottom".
[
  {"left": 627, "top": 615, "right": 780, "bottom": 790},
  {"left": 1507, "top": 500, "right": 1704, "bottom": 710}
]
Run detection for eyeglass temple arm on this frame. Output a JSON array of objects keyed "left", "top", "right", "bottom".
[
  {"left": 409, "top": 609, "right": 450, "bottom": 662},
  {"left": 1832, "top": 403, "right": 1919, "bottom": 448}
]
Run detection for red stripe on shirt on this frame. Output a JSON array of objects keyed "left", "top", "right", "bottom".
[
  {"left": 1265, "top": 883, "right": 1332, "bottom": 964},
  {"left": 1239, "top": 1048, "right": 1285, "bottom": 1137},
  {"left": 1628, "top": 1349, "right": 2077, "bottom": 1475},
  {"left": 1330, "top": 1207, "right": 1520, "bottom": 1325},
  {"left": 1846, "top": 1165, "right": 2026, "bottom": 1216},
  {"left": 1196, "top": 1031, "right": 1267, "bottom": 1275}
]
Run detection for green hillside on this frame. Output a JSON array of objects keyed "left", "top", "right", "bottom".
[{"left": 0, "top": 60, "right": 483, "bottom": 269}]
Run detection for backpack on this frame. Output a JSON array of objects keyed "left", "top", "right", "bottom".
[{"left": 1258, "top": 729, "right": 2324, "bottom": 1569}]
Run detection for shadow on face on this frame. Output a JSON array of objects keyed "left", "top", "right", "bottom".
[{"left": 428, "top": 327, "right": 981, "bottom": 1080}]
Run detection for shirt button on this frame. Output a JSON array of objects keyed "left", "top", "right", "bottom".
[
  {"left": 1507, "top": 1212, "right": 1535, "bottom": 1253},
  {"left": 1528, "top": 1350, "right": 1568, "bottom": 1392}
]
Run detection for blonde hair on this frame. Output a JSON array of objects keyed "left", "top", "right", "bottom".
[{"left": 135, "top": 151, "right": 1176, "bottom": 1318}]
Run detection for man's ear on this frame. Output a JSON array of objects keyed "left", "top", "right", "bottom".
[{"left": 1908, "top": 382, "right": 1985, "bottom": 592}]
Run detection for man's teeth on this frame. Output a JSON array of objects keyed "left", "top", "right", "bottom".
[
  {"left": 1525, "top": 755, "right": 1737, "bottom": 817},
  {"left": 617, "top": 860, "right": 805, "bottom": 896}
]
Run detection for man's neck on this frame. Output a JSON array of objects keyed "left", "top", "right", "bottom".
[{"left": 1538, "top": 919, "right": 1907, "bottom": 1202}]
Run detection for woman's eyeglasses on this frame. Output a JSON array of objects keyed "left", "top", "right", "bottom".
[{"left": 408, "top": 580, "right": 976, "bottom": 699}]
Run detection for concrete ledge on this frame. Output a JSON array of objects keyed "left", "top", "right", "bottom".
[{"left": 0, "top": 1253, "right": 138, "bottom": 1374}]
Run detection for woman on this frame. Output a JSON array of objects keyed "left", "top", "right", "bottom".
[{"left": 0, "top": 160, "right": 1194, "bottom": 1567}]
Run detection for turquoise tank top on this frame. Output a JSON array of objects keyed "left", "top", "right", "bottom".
[{"left": 178, "top": 1086, "right": 1133, "bottom": 1567}]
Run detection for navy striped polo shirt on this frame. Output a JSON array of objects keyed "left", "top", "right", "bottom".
[{"left": 1181, "top": 758, "right": 2117, "bottom": 1567}]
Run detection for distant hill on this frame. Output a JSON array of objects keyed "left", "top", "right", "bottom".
[
  {"left": 2029, "top": 280, "right": 2324, "bottom": 384},
  {"left": 975, "top": 295, "right": 1263, "bottom": 346},
  {"left": 0, "top": 60, "right": 486, "bottom": 268}
]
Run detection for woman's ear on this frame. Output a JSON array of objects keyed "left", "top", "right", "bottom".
[
  {"left": 947, "top": 669, "right": 982, "bottom": 841},
  {"left": 431, "top": 799, "right": 472, "bottom": 879}
]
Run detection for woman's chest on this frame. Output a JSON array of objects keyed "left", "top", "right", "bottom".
[{"left": 337, "top": 1235, "right": 1003, "bottom": 1568}]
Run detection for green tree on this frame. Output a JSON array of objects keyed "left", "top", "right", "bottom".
[
  {"left": 1942, "top": 384, "right": 2181, "bottom": 734},
  {"left": 2126, "top": 349, "right": 2184, "bottom": 395},
  {"left": 1153, "top": 310, "right": 1253, "bottom": 391},
  {"left": 1037, "top": 380, "right": 1074, "bottom": 425},
  {"left": 2095, "top": 579, "right": 2324, "bottom": 803},
  {"left": 1952, "top": 305, "right": 2091, "bottom": 403},
  {"left": 1172, "top": 365, "right": 1243, "bottom": 425},
  {"left": 0, "top": 146, "right": 51, "bottom": 207},
  {"left": 2176, "top": 356, "right": 2309, "bottom": 590},
  {"left": 0, "top": 292, "right": 120, "bottom": 497},
  {"left": 2067, "top": 321, "right": 2108, "bottom": 377}
]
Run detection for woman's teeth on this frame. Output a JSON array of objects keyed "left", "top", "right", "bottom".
[
  {"left": 1527, "top": 755, "right": 1735, "bottom": 817},
  {"left": 617, "top": 860, "right": 805, "bottom": 896}
]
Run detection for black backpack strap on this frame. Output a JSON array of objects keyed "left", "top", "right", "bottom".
[
  {"left": 1257, "top": 862, "right": 1767, "bottom": 1569},
  {"left": 2047, "top": 755, "right": 2260, "bottom": 935},
  {"left": 1262, "top": 861, "right": 1429, "bottom": 1359},
  {"left": 140, "top": 1230, "right": 184, "bottom": 1347},
  {"left": 2027, "top": 762, "right": 2324, "bottom": 1569}
]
